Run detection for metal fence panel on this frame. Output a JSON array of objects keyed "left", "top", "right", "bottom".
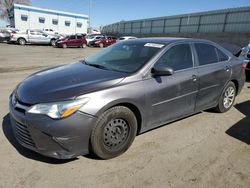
[{"left": 102, "top": 7, "right": 250, "bottom": 35}]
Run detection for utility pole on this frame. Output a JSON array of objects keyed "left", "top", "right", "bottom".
[{"left": 88, "top": 0, "right": 92, "bottom": 33}]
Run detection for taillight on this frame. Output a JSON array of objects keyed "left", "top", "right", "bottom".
[{"left": 242, "top": 62, "right": 248, "bottom": 70}]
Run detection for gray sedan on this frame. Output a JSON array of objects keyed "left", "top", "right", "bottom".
[{"left": 9, "top": 38, "right": 246, "bottom": 159}]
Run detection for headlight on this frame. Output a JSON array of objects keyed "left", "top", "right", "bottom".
[{"left": 27, "top": 98, "right": 90, "bottom": 119}]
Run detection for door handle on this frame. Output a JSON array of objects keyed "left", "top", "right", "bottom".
[{"left": 192, "top": 75, "right": 197, "bottom": 82}]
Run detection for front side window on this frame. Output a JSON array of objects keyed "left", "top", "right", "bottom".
[
  {"left": 195, "top": 43, "right": 219, "bottom": 66},
  {"left": 85, "top": 42, "right": 164, "bottom": 73},
  {"left": 156, "top": 44, "right": 193, "bottom": 71},
  {"left": 69, "top": 35, "right": 76, "bottom": 40},
  {"left": 216, "top": 48, "right": 229, "bottom": 62}
]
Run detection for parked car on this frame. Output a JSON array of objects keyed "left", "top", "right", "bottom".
[
  {"left": 88, "top": 36, "right": 117, "bottom": 48},
  {"left": 43, "top": 28, "right": 58, "bottom": 35},
  {"left": 9, "top": 38, "right": 245, "bottom": 160},
  {"left": 118, "top": 36, "right": 137, "bottom": 42},
  {"left": 0, "top": 29, "right": 11, "bottom": 42},
  {"left": 86, "top": 35, "right": 103, "bottom": 45},
  {"left": 9, "top": 29, "right": 58, "bottom": 46},
  {"left": 55, "top": 34, "right": 87, "bottom": 48},
  {"left": 239, "top": 44, "right": 250, "bottom": 78}
]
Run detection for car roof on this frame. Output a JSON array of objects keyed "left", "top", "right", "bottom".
[{"left": 131, "top": 37, "right": 212, "bottom": 44}]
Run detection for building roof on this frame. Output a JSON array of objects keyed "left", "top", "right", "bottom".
[{"left": 13, "top": 4, "right": 88, "bottom": 20}]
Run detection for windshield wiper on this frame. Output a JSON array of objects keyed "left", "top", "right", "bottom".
[{"left": 82, "top": 60, "right": 111, "bottom": 71}]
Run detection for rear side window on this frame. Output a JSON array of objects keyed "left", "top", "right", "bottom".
[
  {"left": 195, "top": 43, "right": 219, "bottom": 66},
  {"left": 156, "top": 44, "right": 193, "bottom": 71},
  {"left": 216, "top": 48, "right": 229, "bottom": 61},
  {"left": 77, "top": 35, "right": 82, "bottom": 39}
]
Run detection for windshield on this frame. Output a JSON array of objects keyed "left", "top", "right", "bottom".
[{"left": 85, "top": 42, "right": 165, "bottom": 73}]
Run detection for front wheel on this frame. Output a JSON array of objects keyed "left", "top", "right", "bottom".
[
  {"left": 18, "top": 38, "right": 26, "bottom": 45},
  {"left": 81, "top": 43, "right": 87, "bottom": 48},
  {"left": 99, "top": 43, "right": 104, "bottom": 48},
  {"left": 50, "top": 39, "right": 56, "bottom": 47},
  {"left": 90, "top": 106, "right": 137, "bottom": 159},
  {"left": 62, "top": 44, "right": 67, "bottom": 49},
  {"left": 214, "top": 81, "right": 236, "bottom": 113}
]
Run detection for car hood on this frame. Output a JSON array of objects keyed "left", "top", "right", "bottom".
[{"left": 16, "top": 62, "right": 127, "bottom": 104}]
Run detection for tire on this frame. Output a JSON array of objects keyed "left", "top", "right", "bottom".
[
  {"left": 99, "top": 43, "right": 104, "bottom": 48},
  {"left": 50, "top": 39, "right": 56, "bottom": 47},
  {"left": 18, "top": 38, "right": 26, "bottom": 45},
  {"left": 214, "top": 81, "right": 236, "bottom": 113},
  {"left": 81, "top": 43, "right": 87, "bottom": 48},
  {"left": 91, "top": 106, "right": 137, "bottom": 159},
  {"left": 62, "top": 44, "right": 67, "bottom": 49}
]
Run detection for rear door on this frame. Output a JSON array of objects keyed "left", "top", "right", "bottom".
[
  {"left": 67, "top": 35, "right": 77, "bottom": 46},
  {"left": 193, "top": 42, "right": 231, "bottom": 111},
  {"left": 145, "top": 43, "right": 198, "bottom": 127}
]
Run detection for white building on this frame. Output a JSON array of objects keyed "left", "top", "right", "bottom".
[{"left": 9, "top": 4, "right": 89, "bottom": 35}]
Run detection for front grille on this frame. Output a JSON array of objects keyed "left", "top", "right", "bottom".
[{"left": 15, "top": 122, "right": 36, "bottom": 148}]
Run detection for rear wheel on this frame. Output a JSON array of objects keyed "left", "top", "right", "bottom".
[
  {"left": 18, "top": 38, "right": 26, "bottom": 45},
  {"left": 99, "top": 43, "right": 104, "bottom": 48},
  {"left": 214, "top": 81, "right": 236, "bottom": 113},
  {"left": 81, "top": 43, "right": 87, "bottom": 48},
  {"left": 62, "top": 44, "right": 67, "bottom": 49},
  {"left": 50, "top": 39, "right": 56, "bottom": 47},
  {"left": 91, "top": 106, "right": 137, "bottom": 159}
]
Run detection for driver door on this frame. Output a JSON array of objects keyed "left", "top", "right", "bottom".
[{"left": 145, "top": 43, "right": 198, "bottom": 127}]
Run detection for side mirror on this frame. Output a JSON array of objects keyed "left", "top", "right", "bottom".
[{"left": 151, "top": 65, "right": 174, "bottom": 76}]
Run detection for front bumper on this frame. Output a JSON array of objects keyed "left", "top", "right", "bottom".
[{"left": 9, "top": 99, "right": 97, "bottom": 159}]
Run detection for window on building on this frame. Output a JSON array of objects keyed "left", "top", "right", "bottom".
[
  {"left": 65, "top": 21, "right": 71, "bottom": 26},
  {"left": 77, "top": 22, "right": 82, "bottom": 28},
  {"left": 39, "top": 17, "right": 45, "bottom": 23},
  {"left": 52, "top": 19, "right": 58, "bottom": 25},
  {"left": 21, "top": 14, "right": 28, "bottom": 21}
]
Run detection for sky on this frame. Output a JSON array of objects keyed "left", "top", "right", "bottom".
[{"left": 1, "top": 0, "right": 250, "bottom": 28}]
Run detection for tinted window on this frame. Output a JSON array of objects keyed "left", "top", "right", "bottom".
[
  {"left": 156, "top": 44, "right": 193, "bottom": 71},
  {"left": 216, "top": 48, "right": 229, "bottom": 61},
  {"left": 195, "top": 43, "right": 219, "bottom": 66},
  {"left": 77, "top": 35, "right": 82, "bottom": 39},
  {"left": 69, "top": 35, "right": 76, "bottom": 40}
]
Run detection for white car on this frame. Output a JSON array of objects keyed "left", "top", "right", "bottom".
[
  {"left": 86, "top": 35, "right": 103, "bottom": 45},
  {"left": 118, "top": 36, "right": 137, "bottom": 42},
  {"left": 43, "top": 28, "right": 58, "bottom": 35}
]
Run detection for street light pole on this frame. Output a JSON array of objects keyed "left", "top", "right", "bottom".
[{"left": 88, "top": 0, "right": 91, "bottom": 33}]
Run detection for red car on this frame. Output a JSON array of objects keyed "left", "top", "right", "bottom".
[
  {"left": 89, "top": 36, "right": 117, "bottom": 48},
  {"left": 56, "top": 35, "right": 87, "bottom": 48}
]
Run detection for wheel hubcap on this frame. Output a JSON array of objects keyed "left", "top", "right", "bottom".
[
  {"left": 103, "top": 118, "right": 129, "bottom": 150},
  {"left": 223, "top": 86, "right": 235, "bottom": 109}
]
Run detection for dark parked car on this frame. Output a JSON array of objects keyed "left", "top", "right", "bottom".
[
  {"left": 9, "top": 38, "right": 245, "bottom": 159},
  {"left": 0, "top": 29, "right": 11, "bottom": 42},
  {"left": 240, "top": 44, "right": 250, "bottom": 78},
  {"left": 88, "top": 36, "right": 117, "bottom": 48},
  {"left": 56, "top": 34, "right": 87, "bottom": 48}
]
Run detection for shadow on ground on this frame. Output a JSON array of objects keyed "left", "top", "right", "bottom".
[
  {"left": 2, "top": 114, "right": 77, "bottom": 164},
  {"left": 226, "top": 100, "right": 250, "bottom": 144}
]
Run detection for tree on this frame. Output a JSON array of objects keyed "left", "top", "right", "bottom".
[{"left": 0, "top": 0, "right": 31, "bottom": 22}]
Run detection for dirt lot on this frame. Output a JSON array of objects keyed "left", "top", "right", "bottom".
[{"left": 0, "top": 43, "right": 250, "bottom": 188}]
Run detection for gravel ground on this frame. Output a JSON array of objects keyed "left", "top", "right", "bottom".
[{"left": 0, "top": 43, "right": 250, "bottom": 188}]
